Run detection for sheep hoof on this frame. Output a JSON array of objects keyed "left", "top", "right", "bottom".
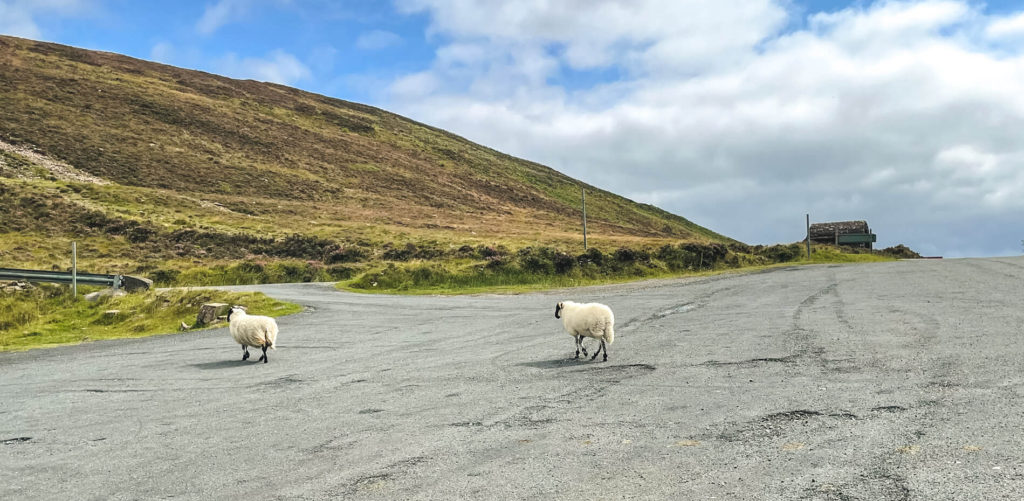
[{"left": 242, "top": 352, "right": 249, "bottom": 361}]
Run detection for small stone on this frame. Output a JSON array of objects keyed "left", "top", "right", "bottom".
[{"left": 84, "top": 289, "right": 127, "bottom": 302}]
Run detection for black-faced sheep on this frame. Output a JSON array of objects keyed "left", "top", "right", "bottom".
[
  {"left": 227, "top": 306, "right": 278, "bottom": 363},
  {"left": 555, "top": 301, "right": 615, "bottom": 362}
]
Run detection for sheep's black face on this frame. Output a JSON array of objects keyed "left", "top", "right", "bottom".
[
  {"left": 227, "top": 307, "right": 238, "bottom": 321},
  {"left": 555, "top": 302, "right": 562, "bottom": 319}
]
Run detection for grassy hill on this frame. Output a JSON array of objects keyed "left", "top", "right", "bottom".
[
  {"left": 0, "top": 35, "right": 791, "bottom": 290},
  {"left": 0, "top": 36, "right": 729, "bottom": 238}
]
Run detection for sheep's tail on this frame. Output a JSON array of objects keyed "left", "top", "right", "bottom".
[
  {"left": 604, "top": 321, "right": 614, "bottom": 345},
  {"left": 266, "top": 322, "right": 278, "bottom": 350}
]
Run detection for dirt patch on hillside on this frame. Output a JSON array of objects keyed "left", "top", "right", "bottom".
[{"left": 0, "top": 139, "right": 107, "bottom": 184}]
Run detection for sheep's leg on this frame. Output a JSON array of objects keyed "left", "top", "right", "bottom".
[
  {"left": 242, "top": 346, "right": 250, "bottom": 361},
  {"left": 258, "top": 344, "right": 268, "bottom": 363},
  {"left": 590, "top": 340, "right": 606, "bottom": 361},
  {"left": 575, "top": 335, "right": 588, "bottom": 359}
]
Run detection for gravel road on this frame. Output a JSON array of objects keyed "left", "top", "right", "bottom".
[{"left": 2, "top": 257, "right": 1023, "bottom": 500}]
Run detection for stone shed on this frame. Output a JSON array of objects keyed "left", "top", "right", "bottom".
[{"left": 808, "top": 220, "right": 877, "bottom": 249}]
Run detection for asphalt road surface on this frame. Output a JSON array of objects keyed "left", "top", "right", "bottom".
[{"left": 2, "top": 257, "right": 1024, "bottom": 500}]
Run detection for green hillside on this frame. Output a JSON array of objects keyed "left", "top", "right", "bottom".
[{"left": 0, "top": 35, "right": 758, "bottom": 289}]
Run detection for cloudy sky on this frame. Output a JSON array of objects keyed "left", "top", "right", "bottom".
[{"left": 3, "top": 0, "right": 1024, "bottom": 257}]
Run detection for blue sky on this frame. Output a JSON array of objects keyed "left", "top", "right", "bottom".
[
  {"left": 8, "top": 1, "right": 941, "bottom": 100},
  {"left": 4, "top": 0, "right": 1024, "bottom": 257},
  {"left": 9, "top": 1, "right": 438, "bottom": 102}
]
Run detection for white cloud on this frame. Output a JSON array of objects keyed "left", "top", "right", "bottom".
[
  {"left": 214, "top": 49, "right": 312, "bottom": 85},
  {"left": 149, "top": 42, "right": 174, "bottom": 63},
  {"left": 0, "top": 2, "right": 39, "bottom": 38},
  {"left": 986, "top": 11, "right": 1024, "bottom": 39},
  {"left": 356, "top": 30, "right": 402, "bottom": 50},
  {"left": 196, "top": 0, "right": 249, "bottom": 35},
  {"left": 384, "top": 0, "right": 1024, "bottom": 256},
  {"left": 0, "top": 0, "right": 90, "bottom": 39},
  {"left": 397, "top": 0, "right": 787, "bottom": 74},
  {"left": 389, "top": 71, "right": 440, "bottom": 99}
]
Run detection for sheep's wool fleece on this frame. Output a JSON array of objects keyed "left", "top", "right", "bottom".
[
  {"left": 229, "top": 311, "right": 278, "bottom": 349},
  {"left": 560, "top": 301, "right": 614, "bottom": 344}
]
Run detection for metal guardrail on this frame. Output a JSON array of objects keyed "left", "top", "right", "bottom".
[{"left": 0, "top": 268, "right": 152, "bottom": 291}]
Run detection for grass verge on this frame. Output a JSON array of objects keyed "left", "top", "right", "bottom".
[
  {"left": 0, "top": 285, "right": 301, "bottom": 352},
  {"left": 337, "top": 245, "right": 894, "bottom": 295}
]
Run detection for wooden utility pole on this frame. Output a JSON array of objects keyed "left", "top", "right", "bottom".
[
  {"left": 805, "top": 214, "right": 811, "bottom": 258},
  {"left": 581, "top": 187, "right": 588, "bottom": 250},
  {"left": 72, "top": 241, "right": 78, "bottom": 296}
]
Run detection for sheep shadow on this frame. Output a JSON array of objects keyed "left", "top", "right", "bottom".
[
  {"left": 517, "top": 358, "right": 592, "bottom": 370},
  {"left": 190, "top": 359, "right": 258, "bottom": 370}
]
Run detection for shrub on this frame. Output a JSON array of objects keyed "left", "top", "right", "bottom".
[
  {"left": 327, "top": 246, "right": 367, "bottom": 264},
  {"left": 613, "top": 247, "right": 651, "bottom": 264},
  {"left": 326, "top": 264, "right": 355, "bottom": 280},
  {"left": 757, "top": 243, "right": 803, "bottom": 263},
  {"left": 150, "top": 268, "right": 181, "bottom": 286},
  {"left": 412, "top": 243, "right": 446, "bottom": 260},
  {"left": 552, "top": 251, "right": 576, "bottom": 274},
  {"left": 478, "top": 245, "right": 500, "bottom": 258},
  {"left": 350, "top": 263, "right": 449, "bottom": 290},
  {"left": 578, "top": 247, "right": 605, "bottom": 266},
  {"left": 520, "top": 252, "right": 554, "bottom": 274},
  {"left": 269, "top": 261, "right": 315, "bottom": 282},
  {"left": 126, "top": 226, "right": 156, "bottom": 243},
  {"left": 235, "top": 261, "right": 264, "bottom": 274},
  {"left": 614, "top": 247, "right": 638, "bottom": 263},
  {"left": 877, "top": 244, "right": 920, "bottom": 259},
  {"left": 657, "top": 244, "right": 698, "bottom": 271},
  {"left": 727, "top": 242, "right": 753, "bottom": 254},
  {"left": 382, "top": 242, "right": 417, "bottom": 261},
  {"left": 271, "top": 234, "right": 337, "bottom": 260},
  {"left": 485, "top": 255, "right": 508, "bottom": 269}
]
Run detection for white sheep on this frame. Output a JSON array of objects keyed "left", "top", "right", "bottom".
[
  {"left": 227, "top": 306, "right": 278, "bottom": 363},
  {"left": 555, "top": 301, "right": 615, "bottom": 362}
]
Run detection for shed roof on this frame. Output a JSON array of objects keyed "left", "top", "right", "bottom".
[{"left": 809, "top": 220, "right": 870, "bottom": 239}]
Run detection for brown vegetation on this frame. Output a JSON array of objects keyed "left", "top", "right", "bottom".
[{"left": 0, "top": 35, "right": 731, "bottom": 245}]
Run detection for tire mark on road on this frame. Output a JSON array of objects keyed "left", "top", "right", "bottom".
[
  {"left": 618, "top": 285, "right": 738, "bottom": 331},
  {"left": 332, "top": 455, "right": 430, "bottom": 497}
]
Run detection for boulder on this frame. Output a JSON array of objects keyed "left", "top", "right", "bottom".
[
  {"left": 195, "top": 303, "right": 230, "bottom": 326},
  {"left": 121, "top": 275, "right": 153, "bottom": 292},
  {"left": 1, "top": 280, "right": 34, "bottom": 293}
]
